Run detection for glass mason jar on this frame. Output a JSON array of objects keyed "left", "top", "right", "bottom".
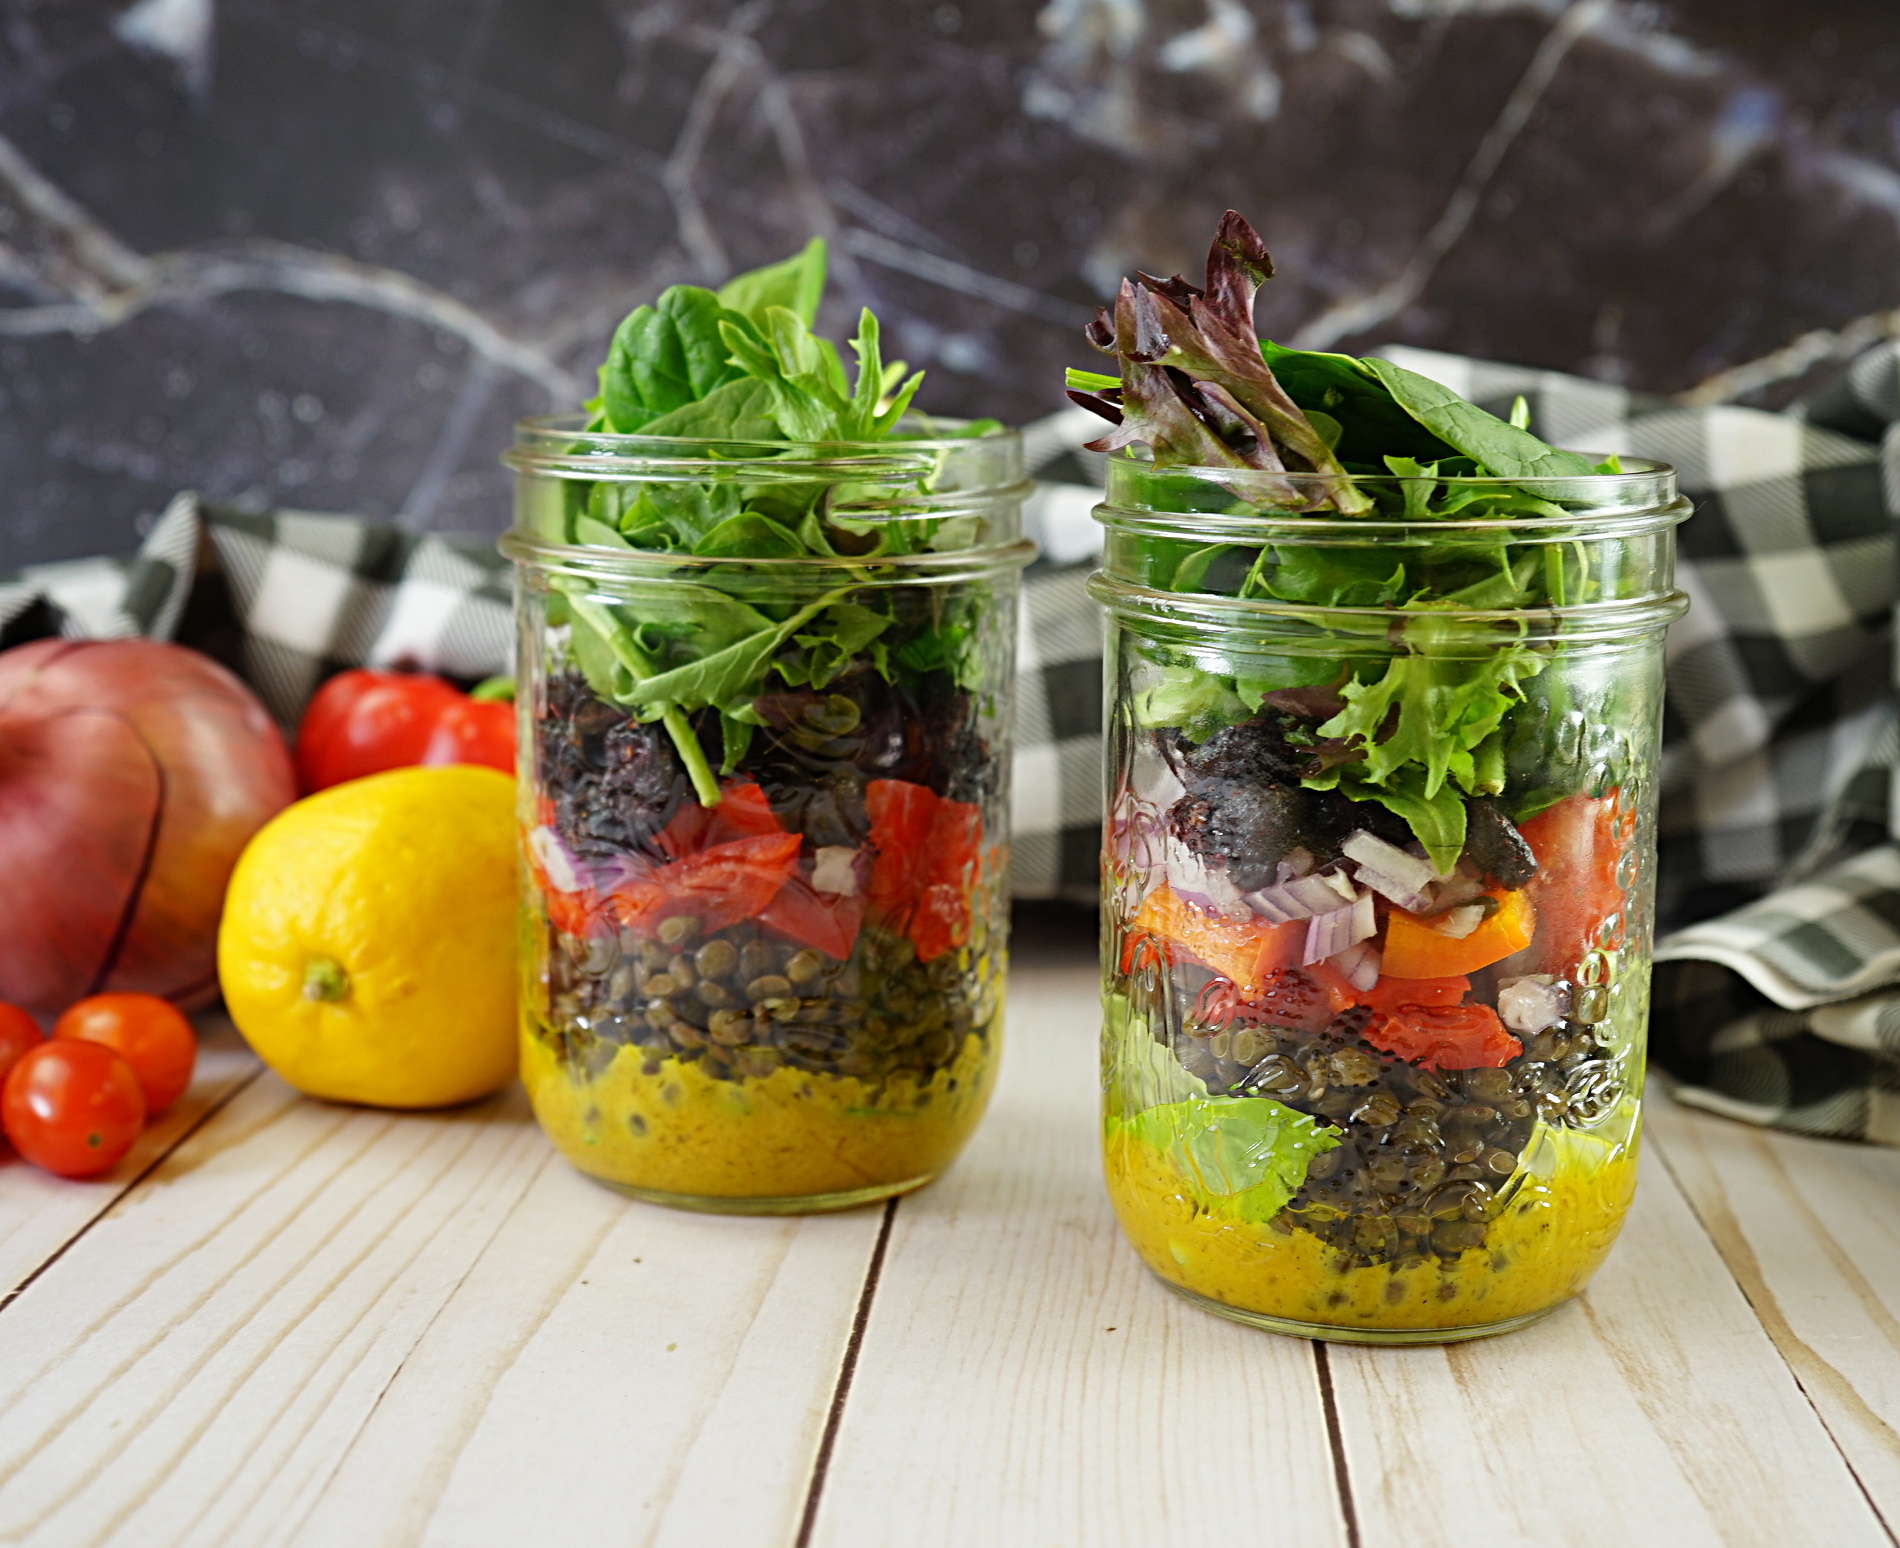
[
  {"left": 1091, "top": 456, "right": 1689, "bottom": 1342},
  {"left": 502, "top": 419, "right": 1032, "bottom": 1214}
]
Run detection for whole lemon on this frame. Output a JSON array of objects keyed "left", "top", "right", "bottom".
[{"left": 218, "top": 764, "right": 519, "bottom": 1107}]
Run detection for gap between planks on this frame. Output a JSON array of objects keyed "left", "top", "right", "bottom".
[{"left": 1644, "top": 1098, "right": 1900, "bottom": 1547}]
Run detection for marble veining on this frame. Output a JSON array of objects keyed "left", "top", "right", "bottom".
[{"left": 0, "top": 0, "right": 1895, "bottom": 567}]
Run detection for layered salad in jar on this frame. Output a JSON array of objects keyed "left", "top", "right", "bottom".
[
  {"left": 513, "top": 241, "right": 1016, "bottom": 1209},
  {"left": 1075, "top": 213, "right": 1667, "bottom": 1335}
]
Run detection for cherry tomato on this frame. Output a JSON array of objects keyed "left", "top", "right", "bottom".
[
  {"left": 2, "top": 1041, "right": 146, "bottom": 1178},
  {"left": 420, "top": 696, "right": 517, "bottom": 777},
  {"left": 0, "top": 1002, "right": 43, "bottom": 1090},
  {"left": 54, "top": 992, "right": 196, "bottom": 1115},
  {"left": 295, "top": 669, "right": 514, "bottom": 793}
]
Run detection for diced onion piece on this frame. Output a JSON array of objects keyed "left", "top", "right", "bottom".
[
  {"left": 1330, "top": 939, "right": 1382, "bottom": 991},
  {"left": 1244, "top": 887, "right": 1304, "bottom": 924},
  {"left": 1430, "top": 903, "right": 1487, "bottom": 939},
  {"left": 1303, "top": 891, "right": 1376, "bottom": 966},
  {"left": 1499, "top": 975, "right": 1571, "bottom": 1034},
  {"left": 1287, "top": 871, "right": 1356, "bottom": 912},
  {"left": 1251, "top": 868, "right": 1358, "bottom": 925},
  {"left": 811, "top": 845, "right": 861, "bottom": 896},
  {"left": 1353, "top": 865, "right": 1435, "bottom": 914},
  {"left": 529, "top": 826, "right": 583, "bottom": 893},
  {"left": 1276, "top": 848, "right": 1316, "bottom": 884},
  {"left": 1426, "top": 869, "right": 1488, "bottom": 912},
  {"left": 1341, "top": 830, "right": 1440, "bottom": 892}
]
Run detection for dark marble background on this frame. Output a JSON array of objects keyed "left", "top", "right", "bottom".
[{"left": 2, "top": 0, "right": 1896, "bottom": 568}]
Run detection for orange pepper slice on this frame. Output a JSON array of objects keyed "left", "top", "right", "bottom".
[
  {"left": 1131, "top": 884, "right": 1303, "bottom": 993},
  {"left": 1381, "top": 889, "right": 1535, "bottom": 979}
]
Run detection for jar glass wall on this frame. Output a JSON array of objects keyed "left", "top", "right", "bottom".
[
  {"left": 505, "top": 419, "right": 1032, "bottom": 1214},
  {"left": 1092, "top": 457, "right": 1690, "bottom": 1342}
]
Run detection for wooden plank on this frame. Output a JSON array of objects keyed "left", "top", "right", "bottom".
[
  {"left": 0, "top": 1013, "right": 259, "bottom": 1304},
  {"left": 289, "top": 1159, "right": 883, "bottom": 1548},
  {"left": 0, "top": 1074, "right": 549, "bottom": 1548},
  {"left": 0, "top": 1060, "right": 884, "bottom": 1547},
  {"left": 1647, "top": 1091, "right": 1900, "bottom": 1531},
  {"left": 807, "top": 960, "right": 1350, "bottom": 1548},
  {"left": 1328, "top": 1126, "right": 1890, "bottom": 1547}
]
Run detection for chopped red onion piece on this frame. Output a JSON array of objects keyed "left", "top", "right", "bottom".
[
  {"left": 1499, "top": 975, "right": 1571, "bottom": 1034},
  {"left": 1426, "top": 869, "right": 1488, "bottom": 912},
  {"left": 529, "top": 826, "right": 584, "bottom": 893},
  {"left": 1353, "top": 865, "right": 1435, "bottom": 914},
  {"left": 1430, "top": 903, "right": 1487, "bottom": 939},
  {"left": 1330, "top": 939, "right": 1382, "bottom": 991},
  {"left": 1341, "top": 830, "right": 1439, "bottom": 893},
  {"left": 1302, "top": 888, "right": 1377, "bottom": 965},
  {"left": 1276, "top": 848, "right": 1316, "bottom": 883}
]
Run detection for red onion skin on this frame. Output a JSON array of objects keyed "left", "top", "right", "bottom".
[{"left": 0, "top": 640, "right": 295, "bottom": 1016}]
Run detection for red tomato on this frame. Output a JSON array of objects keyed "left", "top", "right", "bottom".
[
  {"left": 53, "top": 992, "right": 196, "bottom": 1115},
  {"left": 656, "top": 780, "right": 782, "bottom": 859},
  {"left": 864, "top": 779, "right": 984, "bottom": 962},
  {"left": 1514, "top": 794, "right": 1626, "bottom": 975},
  {"left": 295, "top": 669, "right": 514, "bottom": 793},
  {"left": 760, "top": 876, "right": 865, "bottom": 959},
  {"left": 1362, "top": 1004, "right": 1521, "bottom": 1072},
  {"left": 1359, "top": 976, "right": 1471, "bottom": 1014},
  {"left": 610, "top": 832, "right": 803, "bottom": 937},
  {"left": 0, "top": 1002, "right": 43, "bottom": 1090},
  {"left": 1246, "top": 968, "right": 1349, "bottom": 1033},
  {"left": 2, "top": 1041, "right": 146, "bottom": 1178},
  {"left": 420, "top": 696, "right": 516, "bottom": 776}
]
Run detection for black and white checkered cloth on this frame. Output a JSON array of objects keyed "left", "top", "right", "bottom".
[{"left": 8, "top": 340, "right": 1900, "bottom": 1142}]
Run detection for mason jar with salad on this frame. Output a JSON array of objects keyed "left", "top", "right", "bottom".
[
  {"left": 1075, "top": 213, "right": 1689, "bottom": 1340},
  {"left": 503, "top": 241, "right": 1031, "bottom": 1213}
]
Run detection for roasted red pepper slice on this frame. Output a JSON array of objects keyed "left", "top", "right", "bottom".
[{"left": 865, "top": 779, "right": 983, "bottom": 962}]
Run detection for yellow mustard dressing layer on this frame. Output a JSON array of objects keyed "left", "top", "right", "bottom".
[
  {"left": 1104, "top": 1119, "right": 1638, "bottom": 1332},
  {"left": 522, "top": 1027, "right": 997, "bottom": 1200}
]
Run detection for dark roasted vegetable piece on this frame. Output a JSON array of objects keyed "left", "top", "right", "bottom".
[{"left": 1463, "top": 799, "right": 1538, "bottom": 891}]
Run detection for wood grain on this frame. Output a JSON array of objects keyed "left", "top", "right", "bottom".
[
  {"left": 807, "top": 961, "right": 1350, "bottom": 1548},
  {"left": 1648, "top": 1092, "right": 1900, "bottom": 1533},
  {"left": 292, "top": 1159, "right": 883, "bottom": 1548},
  {"left": 0, "top": 1014, "right": 258, "bottom": 1306},
  {"left": 1328, "top": 1128, "right": 1891, "bottom": 1547}
]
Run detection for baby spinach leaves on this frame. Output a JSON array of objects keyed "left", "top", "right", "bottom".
[
  {"left": 1357, "top": 359, "right": 1598, "bottom": 481},
  {"left": 560, "top": 240, "right": 986, "bottom": 805}
]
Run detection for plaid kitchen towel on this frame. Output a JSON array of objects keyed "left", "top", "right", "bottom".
[{"left": 9, "top": 340, "right": 1900, "bottom": 1141}]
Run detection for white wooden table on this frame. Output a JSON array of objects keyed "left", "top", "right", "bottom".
[{"left": 3, "top": 909, "right": 1897, "bottom": 1548}]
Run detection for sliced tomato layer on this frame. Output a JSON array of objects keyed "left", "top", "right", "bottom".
[
  {"left": 655, "top": 779, "right": 781, "bottom": 858},
  {"left": 865, "top": 779, "right": 983, "bottom": 962},
  {"left": 1514, "top": 792, "right": 1627, "bottom": 975},
  {"left": 1362, "top": 1003, "right": 1521, "bottom": 1072},
  {"left": 760, "top": 875, "right": 865, "bottom": 959},
  {"left": 1359, "top": 975, "right": 1470, "bottom": 1013},
  {"left": 610, "top": 831, "right": 803, "bottom": 937}
]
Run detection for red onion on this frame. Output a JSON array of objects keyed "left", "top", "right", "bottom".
[{"left": 0, "top": 639, "right": 295, "bottom": 1016}]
